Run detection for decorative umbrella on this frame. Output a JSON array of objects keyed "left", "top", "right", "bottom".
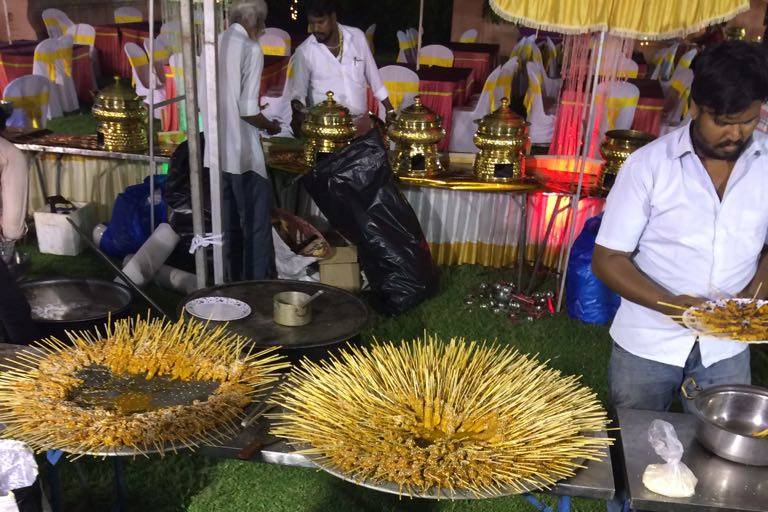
[
  {"left": 488, "top": 0, "right": 750, "bottom": 40},
  {"left": 489, "top": 0, "right": 750, "bottom": 309}
]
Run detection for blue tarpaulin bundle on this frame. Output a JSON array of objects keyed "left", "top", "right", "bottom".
[
  {"left": 100, "top": 176, "right": 167, "bottom": 259},
  {"left": 566, "top": 214, "right": 621, "bottom": 325}
]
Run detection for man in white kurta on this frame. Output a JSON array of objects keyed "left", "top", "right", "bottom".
[
  {"left": 593, "top": 41, "right": 768, "bottom": 417},
  {"left": 200, "top": 0, "right": 281, "bottom": 280},
  {"left": 288, "top": 0, "right": 395, "bottom": 135}
]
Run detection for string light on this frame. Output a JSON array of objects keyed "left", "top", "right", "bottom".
[{"left": 290, "top": 0, "right": 299, "bottom": 21}]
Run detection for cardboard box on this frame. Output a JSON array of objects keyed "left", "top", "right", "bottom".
[{"left": 319, "top": 233, "right": 360, "bottom": 292}]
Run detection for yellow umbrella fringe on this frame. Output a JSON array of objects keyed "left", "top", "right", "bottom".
[
  {"left": 0, "top": 315, "right": 290, "bottom": 457},
  {"left": 272, "top": 335, "right": 612, "bottom": 498}
]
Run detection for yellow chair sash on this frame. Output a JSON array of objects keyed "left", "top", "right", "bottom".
[
  {"left": 496, "top": 73, "right": 513, "bottom": 99},
  {"left": 72, "top": 33, "right": 95, "bottom": 46},
  {"left": 604, "top": 95, "right": 638, "bottom": 129},
  {"left": 58, "top": 46, "right": 72, "bottom": 76},
  {"left": 617, "top": 67, "right": 638, "bottom": 79},
  {"left": 400, "top": 39, "right": 416, "bottom": 51},
  {"left": 678, "top": 55, "right": 694, "bottom": 69},
  {"left": 128, "top": 53, "right": 149, "bottom": 68},
  {"left": 483, "top": 78, "right": 501, "bottom": 110},
  {"left": 5, "top": 91, "right": 49, "bottom": 124},
  {"left": 384, "top": 80, "right": 419, "bottom": 111},
  {"left": 460, "top": 35, "right": 477, "bottom": 43},
  {"left": 116, "top": 15, "right": 142, "bottom": 24},
  {"left": 671, "top": 79, "right": 690, "bottom": 119},
  {"left": 418, "top": 55, "right": 452, "bottom": 68},
  {"left": 43, "top": 18, "right": 64, "bottom": 33},
  {"left": 150, "top": 47, "right": 170, "bottom": 61},
  {"left": 35, "top": 47, "right": 72, "bottom": 80},
  {"left": 170, "top": 65, "right": 183, "bottom": 78},
  {"left": 524, "top": 79, "right": 541, "bottom": 116},
  {"left": 262, "top": 45, "right": 288, "bottom": 57}
]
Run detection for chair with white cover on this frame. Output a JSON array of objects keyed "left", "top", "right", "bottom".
[
  {"left": 524, "top": 62, "right": 555, "bottom": 145},
  {"left": 617, "top": 56, "right": 639, "bottom": 79},
  {"left": 66, "top": 23, "right": 99, "bottom": 81},
  {"left": 676, "top": 48, "right": 697, "bottom": 71},
  {"left": 378, "top": 65, "right": 419, "bottom": 120},
  {"left": 3, "top": 75, "right": 59, "bottom": 128},
  {"left": 365, "top": 24, "right": 376, "bottom": 53},
  {"left": 114, "top": 6, "right": 143, "bottom": 24},
  {"left": 264, "top": 27, "right": 291, "bottom": 52},
  {"left": 594, "top": 80, "right": 640, "bottom": 142},
  {"left": 160, "top": 20, "right": 181, "bottom": 51},
  {"left": 396, "top": 31, "right": 414, "bottom": 64},
  {"left": 32, "top": 37, "right": 78, "bottom": 113},
  {"left": 41, "top": 9, "right": 73, "bottom": 39},
  {"left": 661, "top": 67, "right": 693, "bottom": 134},
  {"left": 544, "top": 37, "right": 559, "bottom": 77},
  {"left": 124, "top": 42, "right": 165, "bottom": 118},
  {"left": 529, "top": 60, "right": 561, "bottom": 99},
  {"left": 460, "top": 28, "right": 478, "bottom": 43},
  {"left": 497, "top": 57, "right": 518, "bottom": 103},
  {"left": 143, "top": 36, "right": 172, "bottom": 87},
  {"left": 259, "top": 33, "right": 290, "bottom": 57},
  {"left": 418, "top": 45, "right": 454, "bottom": 68},
  {"left": 651, "top": 43, "right": 679, "bottom": 81},
  {"left": 449, "top": 66, "right": 504, "bottom": 153}
]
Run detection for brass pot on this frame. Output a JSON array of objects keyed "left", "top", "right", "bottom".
[
  {"left": 301, "top": 91, "right": 356, "bottom": 167},
  {"left": 388, "top": 95, "right": 445, "bottom": 177},
  {"left": 599, "top": 129, "right": 655, "bottom": 189},
  {"left": 92, "top": 77, "right": 148, "bottom": 152},
  {"left": 273, "top": 291, "right": 313, "bottom": 327},
  {"left": 473, "top": 97, "right": 529, "bottom": 182}
]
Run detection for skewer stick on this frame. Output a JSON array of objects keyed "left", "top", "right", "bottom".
[
  {"left": 752, "top": 282, "right": 763, "bottom": 302},
  {"left": 657, "top": 301, "right": 689, "bottom": 311}
]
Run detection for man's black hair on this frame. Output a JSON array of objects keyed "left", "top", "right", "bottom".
[
  {"left": 691, "top": 41, "right": 768, "bottom": 115},
  {"left": 305, "top": 0, "right": 337, "bottom": 17}
]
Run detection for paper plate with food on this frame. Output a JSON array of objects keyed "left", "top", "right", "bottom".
[{"left": 681, "top": 298, "right": 768, "bottom": 343}]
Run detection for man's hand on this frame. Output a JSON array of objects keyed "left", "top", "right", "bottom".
[{"left": 265, "top": 120, "right": 281, "bottom": 136}]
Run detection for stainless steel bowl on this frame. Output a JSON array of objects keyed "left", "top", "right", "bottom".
[
  {"left": 683, "top": 379, "right": 768, "bottom": 466},
  {"left": 20, "top": 278, "right": 133, "bottom": 340}
]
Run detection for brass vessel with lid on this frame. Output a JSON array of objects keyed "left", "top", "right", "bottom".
[
  {"left": 92, "top": 77, "right": 148, "bottom": 152},
  {"left": 388, "top": 96, "right": 445, "bottom": 177},
  {"left": 599, "top": 129, "right": 655, "bottom": 189},
  {"left": 473, "top": 98, "right": 529, "bottom": 182},
  {"left": 301, "top": 91, "right": 356, "bottom": 167}
]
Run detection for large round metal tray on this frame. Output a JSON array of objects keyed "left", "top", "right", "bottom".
[{"left": 180, "top": 280, "right": 369, "bottom": 350}]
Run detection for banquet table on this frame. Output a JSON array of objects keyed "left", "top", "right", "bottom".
[
  {"left": 0, "top": 43, "right": 95, "bottom": 104},
  {"left": 628, "top": 78, "right": 664, "bottom": 136},
  {"left": 442, "top": 41, "right": 499, "bottom": 95},
  {"left": 94, "top": 21, "right": 162, "bottom": 79}
]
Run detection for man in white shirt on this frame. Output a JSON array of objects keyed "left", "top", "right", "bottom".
[
  {"left": 593, "top": 41, "right": 768, "bottom": 418},
  {"left": 288, "top": 0, "right": 395, "bottom": 136},
  {"left": 200, "top": 0, "right": 280, "bottom": 280}
]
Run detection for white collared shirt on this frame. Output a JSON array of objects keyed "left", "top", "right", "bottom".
[
  {"left": 596, "top": 123, "right": 768, "bottom": 368},
  {"left": 200, "top": 23, "right": 266, "bottom": 176},
  {"left": 288, "top": 23, "right": 388, "bottom": 115}
]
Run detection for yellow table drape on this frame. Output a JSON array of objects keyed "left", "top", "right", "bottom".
[{"left": 489, "top": 0, "right": 749, "bottom": 39}]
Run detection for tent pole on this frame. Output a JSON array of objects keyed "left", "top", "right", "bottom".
[
  {"left": 202, "top": 0, "right": 224, "bottom": 284},
  {"left": 148, "top": 0, "right": 156, "bottom": 231},
  {"left": 416, "top": 0, "right": 424, "bottom": 70},
  {"left": 2, "top": 0, "right": 10, "bottom": 44},
  {"left": 556, "top": 30, "right": 605, "bottom": 311},
  {"left": 180, "top": 0, "right": 208, "bottom": 288}
]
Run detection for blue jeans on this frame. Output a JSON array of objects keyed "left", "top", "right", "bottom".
[
  {"left": 222, "top": 171, "right": 274, "bottom": 281},
  {"left": 606, "top": 342, "right": 750, "bottom": 512}
]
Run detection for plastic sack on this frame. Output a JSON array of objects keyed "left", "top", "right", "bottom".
[
  {"left": 272, "top": 228, "right": 319, "bottom": 282},
  {"left": 300, "top": 129, "right": 438, "bottom": 314},
  {"left": 642, "top": 420, "right": 697, "bottom": 498},
  {"left": 100, "top": 175, "right": 168, "bottom": 259},
  {"left": 0, "top": 441, "right": 37, "bottom": 496},
  {"left": 566, "top": 214, "right": 620, "bottom": 324}
]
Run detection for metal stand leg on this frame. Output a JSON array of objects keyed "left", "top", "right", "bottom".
[
  {"left": 517, "top": 193, "right": 528, "bottom": 286},
  {"left": 33, "top": 156, "right": 48, "bottom": 202},
  {"left": 55, "top": 154, "right": 63, "bottom": 197},
  {"left": 526, "top": 194, "right": 565, "bottom": 295},
  {"left": 112, "top": 457, "right": 127, "bottom": 512}
]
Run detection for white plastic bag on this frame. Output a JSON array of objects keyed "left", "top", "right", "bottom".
[
  {"left": 0, "top": 440, "right": 37, "bottom": 496},
  {"left": 642, "top": 420, "right": 697, "bottom": 498},
  {"left": 272, "top": 228, "right": 319, "bottom": 282}
]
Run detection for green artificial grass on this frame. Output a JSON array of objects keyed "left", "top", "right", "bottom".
[{"left": 16, "top": 241, "right": 768, "bottom": 511}]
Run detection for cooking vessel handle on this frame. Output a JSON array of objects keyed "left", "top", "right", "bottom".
[{"left": 681, "top": 377, "right": 702, "bottom": 400}]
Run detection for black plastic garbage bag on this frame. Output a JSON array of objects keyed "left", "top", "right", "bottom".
[{"left": 301, "top": 130, "right": 439, "bottom": 314}]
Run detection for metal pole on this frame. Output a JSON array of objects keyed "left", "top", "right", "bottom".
[
  {"left": 180, "top": 0, "right": 208, "bottom": 288},
  {"left": 556, "top": 30, "right": 606, "bottom": 312},
  {"left": 1, "top": 0, "right": 11, "bottom": 44},
  {"left": 148, "top": 0, "right": 156, "bottom": 231},
  {"left": 202, "top": 0, "right": 224, "bottom": 284},
  {"left": 415, "top": 0, "right": 424, "bottom": 70}
]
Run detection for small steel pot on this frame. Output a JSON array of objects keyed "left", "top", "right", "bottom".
[
  {"left": 273, "top": 291, "right": 313, "bottom": 327},
  {"left": 682, "top": 378, "right": 768, "bottom": 466}
]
